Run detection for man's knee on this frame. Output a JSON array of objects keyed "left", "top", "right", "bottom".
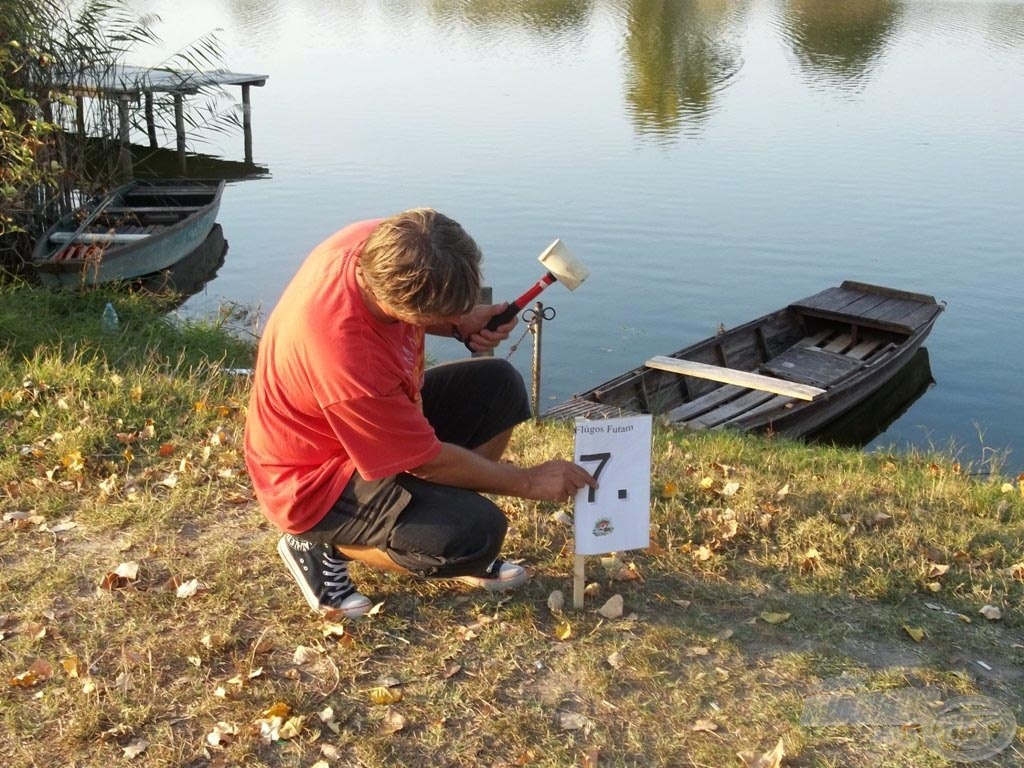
[{"left": 386, "top": 498, "right": 507, "bottom": 578}]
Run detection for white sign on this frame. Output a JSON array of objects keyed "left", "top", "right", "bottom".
[{"left": 573, "top": 415, "right": 652, "bottom": 555}]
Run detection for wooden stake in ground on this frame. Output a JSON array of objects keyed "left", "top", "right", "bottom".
[{"left": 572, "top": 415, "right": 652, "bottom": 608}]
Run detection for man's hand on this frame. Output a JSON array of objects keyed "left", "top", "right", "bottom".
[
  {"left": 522, "top": 459, "right": 598, "bottom": 502},
  {"left": 454, "top": 303, "right": 517, "bottom": 353}
]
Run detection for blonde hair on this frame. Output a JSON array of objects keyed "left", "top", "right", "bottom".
[{"left": 360, "top": 208, "right": 482, "bottom": 318}]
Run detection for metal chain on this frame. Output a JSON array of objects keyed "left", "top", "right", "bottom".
[{"left": 505, "top": 305, "right": 556, "bottom": 359}]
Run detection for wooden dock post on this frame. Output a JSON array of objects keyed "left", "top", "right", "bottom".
[
  {"left": 117, "top": 95, "right": 132, "bottom": 179},
  {"left": 242, "top": 83, "right": 253, "bottom": 164},
  {"left": 144, "top": 92, "right": 158, "bottom": 148},
  {"left": 75, "top": 96, "right": 85, "bottom": 135},
  {"left": 173, "top": 93, "right": 187, "bottom": 173}
]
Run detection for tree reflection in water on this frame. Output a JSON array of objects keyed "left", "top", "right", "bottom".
[
  {"left": 779, "top": 0, "right": 902, "bottom": 90},
  {"left": 617, "top": 0, "right": 749, "bottom": 140}
]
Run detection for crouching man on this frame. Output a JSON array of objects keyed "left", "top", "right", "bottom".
[{"left": 244, "top": 209, "right": 596, "bottom": 616}]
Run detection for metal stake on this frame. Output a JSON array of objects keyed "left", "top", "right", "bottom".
[{"left": 531, "top": 301, "right": 544, "bottom": 420}]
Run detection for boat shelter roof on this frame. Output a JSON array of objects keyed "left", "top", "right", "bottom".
[{"left": 67, "top": 64, "right": 268, "bottom": 97}]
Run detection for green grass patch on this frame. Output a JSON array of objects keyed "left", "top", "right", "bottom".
[{"left": 1, "top": 285, "right": 1023, "bottom": 767}]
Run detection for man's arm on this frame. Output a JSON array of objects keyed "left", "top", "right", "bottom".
[{"left": 407, "top": 442, "right": 596, "bottom": 502}]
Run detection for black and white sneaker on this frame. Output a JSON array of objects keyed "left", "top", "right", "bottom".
[
  {"left": 457, "top": 559, "right": 528, "bottom": 592},
  {"left": 277, "top": 535, "right": 373, "bottom": 618}
]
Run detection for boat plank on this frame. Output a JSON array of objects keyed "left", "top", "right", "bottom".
[
  {"left": 797, "top": 330, "right": 835, "bottom": 348},
  {"left": 646, "top": 356, "right": 825, "bottom": 400},
  {"left": 684, "top": 390, "right": 776, "bottom": 429},
  {"left": 760, "top": 347, "right": 861, "bottom": 388},
  {"left": 878, "top": 303, "right": 942, "bottom": 331},
  {"left": 823, "top": 334, "right": 854, "bottom": 354},
  {"left": 792, "top": 286, "right": 866, "bottom": 314},
  {"left": 847, "top": 338, "right": 884, "bottom": 360},
  {"left": 719, "top": 394, "right": 795, "bottom": 427},
  {"left": 105, "top": 206, "right": 204, "bottom": 215},
  {"left": 839, "top": 294, "right": 891, "bottom": 318},
  {"left": 543, "top": 398, "right": 631, "bottom": 420},
  {"left": 662, "top": 385, "right": 745, "bottom": 424}
]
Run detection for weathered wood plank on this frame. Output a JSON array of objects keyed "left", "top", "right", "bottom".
[
  {"left": 720, "top": 394, "right": 794, "bottom": 427},
  {"left": 846, "top": 338, "right": 884, "bottom": 360},
  {"left": 823, "top": 334, "right": 854, "bottom": 354},
  {"left": 105, "top": 206, "right": 203, "bottom": 214},
  {"left": 662, "top": 385, "right": 744, "bottom": 424},
  {"left": 50, "top": 231, "right": 150, "bottom": 244},
  {"left": 685, "top": 390, "right": 776, "bottom": 429},
  {"left": 838, "top": 293, "right": 890, "bottom": 319},
  {"left": 791, "top": 286, "right": 865, "bottom": 314},
  {"left": 759, "top": 347, "right": 861, "bottom": 388},
  {"left": 543, "top": 398, "right": 631, "bottom": 421},
  {"left": 645, "top": 356, "right": 825, "bottom": 400},
  {"left": 797, "top": 330, "right": 835, "bottom": 348}
]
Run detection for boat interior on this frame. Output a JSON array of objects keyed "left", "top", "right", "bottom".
[
  {"left": 44, "top": 184, "right": 220, "bottom": 260},
  {"left": 544, "top": 282, "right": 941, "bottom": 434}
]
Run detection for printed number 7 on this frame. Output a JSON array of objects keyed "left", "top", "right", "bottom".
[{"left": 578, "top": 452, "right": 611, "bottom": 503}]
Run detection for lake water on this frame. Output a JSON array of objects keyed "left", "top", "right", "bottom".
[{"left": 124, "top": 0, "right": 1024, "bottom": 473}]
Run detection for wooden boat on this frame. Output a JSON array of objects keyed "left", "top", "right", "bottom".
[
  {"left": 545, "top": 281, "right": 943, "bottom": 439},
  {"left": 32, "top": 179, "right": 225, "bottom": 289}
]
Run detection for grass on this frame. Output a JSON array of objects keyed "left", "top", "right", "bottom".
[{"left": 2, "top": 283, "right": 1024, "bottom": 767}]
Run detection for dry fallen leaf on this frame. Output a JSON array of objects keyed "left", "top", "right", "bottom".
[
  {"left": 607, "top": 651, "right": 625, "bottom": 669},
  {"left": 738, "top": 737, "right": 784, "bottom": 768},
  {"left": 369, "top": 686, "right": 402, "bottom": 705},
  {"left": 691, "top": 719, "right": 719, "bottom": 733},
  {"left": 10, "top": 658, "right": 53, "bottom": 688},
  {"left": 278, "top": 715, "right": 305, "bottom": 740},
  {"left": 694, "top": 545, "right": 713, "bottom": 562},
  {"left": 979, "top": 604, "right": 1002, "bottom": 621},
  {"left": 293, "top": 645, "right": 320, "bottom": 665},
  {"left": 598, "top": 594, "right": 624, "bottom": 619},
  {"left": 903, "top": 624, "right": 926, "bottom": 643},
  {"left": 175, "top": 578, "right": 205, "bottom": 599},
  {"left": 381, "top": 709, "right": 406, "bottom": 734},
  {"left": 61, "top": 657, "right": 79, "bottom": 678},
  {"left": 554, "top": 619, "right": 573, "bottom": 641},
  {"left": 557, "top": 711, "right": 590, "bottom": 731},
  {"left": 122, "top": 739, "right": 149, "bottom": 760},
  {"left": 206, "top": 721, "right": 238, "bottom": 748},
  {"left": 547, "top": 590, "right": 565, "bottom": 613},
  {"left": 760, "top": 612, "right": 791, "bottom": 625},
  {"left": 927, "top": 563, "right": 950, "bottom": 579}
]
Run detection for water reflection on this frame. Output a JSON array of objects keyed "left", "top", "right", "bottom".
[
  {"left": 809, "top": 347, "right": 934, "bottom": 448},
  {"left": 427, "top": 0, "right": 592, "bottom": 36},
  {"left": 616, "top": 0, "right": 748, "bottom": 140},
  {"left": 777, "top": 0, "right": 902, "bottom": 90},
  {"left": 132, "top": 224, "right": 228, "bottom": 310},
  {"left": 982, "top": 4, "right": 1024, "bottom": 50}
]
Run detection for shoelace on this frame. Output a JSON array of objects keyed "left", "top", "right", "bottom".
[{"left": 322, "top": 550, "right": 354, "bottom": 601}]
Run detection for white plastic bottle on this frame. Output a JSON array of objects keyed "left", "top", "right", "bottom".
[{"left": 101, "top": 302, "right": 120, "bottom": 332}]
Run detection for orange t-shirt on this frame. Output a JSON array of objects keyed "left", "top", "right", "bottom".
[{"left": 244, "top": 220, "right": 443, "bottom": 533}]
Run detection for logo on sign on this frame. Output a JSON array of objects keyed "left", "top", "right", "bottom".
[{"left": 592, "top": 518, "right": 614, "bottom": 537}]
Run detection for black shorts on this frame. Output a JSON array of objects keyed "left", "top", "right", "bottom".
[{"left": 296, "top": 357, "right": 531, "bottom": 577}]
